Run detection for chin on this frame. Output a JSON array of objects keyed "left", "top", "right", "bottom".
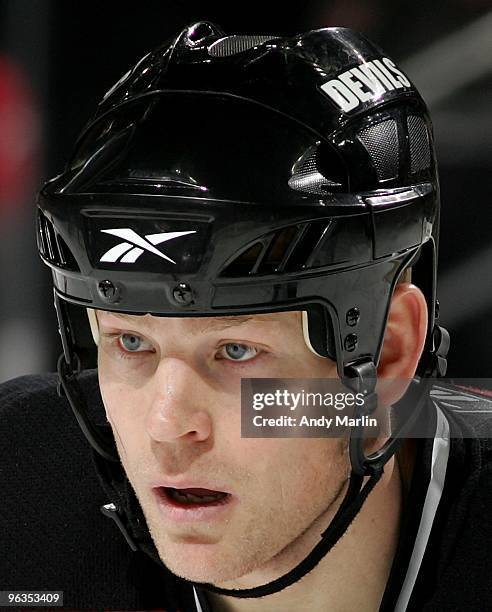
[
  {"left": 146, "top": 517, "right": 273, "bottom": 585},
  {"left": 154, "top": 539, "right": 255, "bottom": 584}
]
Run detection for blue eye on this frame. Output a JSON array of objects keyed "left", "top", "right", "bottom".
[
  {"left": 221, "top": 343, "right": 258, "bottom": 362},
  {"left": 119, "top": 333, "right": 151, "bottom": 352}
]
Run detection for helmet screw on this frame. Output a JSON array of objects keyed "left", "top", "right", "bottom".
[
  {"left": 346, "top": 307, "right": 360, "bottom": 327},
  {"left": 98, "top": 280, "right": 120, "bottom": 303},
  {"left": 172, "top": 283, "right": 194, "bottom": 306},
  {"left": 344, "top": 333, "right": 358, "bottom": 352}
]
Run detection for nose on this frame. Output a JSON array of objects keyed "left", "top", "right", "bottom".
[{"left": 145, "top": 357, "right": 213, "bottom": 443}]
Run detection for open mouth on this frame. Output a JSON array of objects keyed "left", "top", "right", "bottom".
[{"left": 160, "top": 487, "right": 231, "bottom": 508}]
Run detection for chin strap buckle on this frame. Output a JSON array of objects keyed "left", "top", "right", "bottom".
[
  {"left": 342, "top": 359, "right": 380, "bottom": 476},
  {"left": 422, "top": 325, "right": 450, "bottom": 377},
  {"left": 342, "top": 359, "right": 378, "bottom": 415}
]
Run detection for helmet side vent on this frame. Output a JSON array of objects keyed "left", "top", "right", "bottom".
[
  {"left": 208, "top": 35, "right": 278, "bottom": 57},
  {"left": 257, "top": 225, "right": 301, "bottom": 274},
  {"left": 221, "top": 226, "right": 302, "bottom": 277},
  {"left": 220, "top": 221, "right": 332, "bottom": 277},
  {"left": 407, "top": 115, "right": 431, "bottom": 174},
  {"left": 37, "top": 211, "right": 47, "bottom": 259},
  {"left": 37, "top": 211, "right": 80, "bottom": 271},
  {"left": 283, "top": 220, "right": 332, "bottom": 272},
  {"left": 220, "top": 242, "right": 264, "bottom": 277},
  {"left": 37, "top": 211, "right": 60, "bottom": 263},
  {"left": 56, "top": 234, "right": 81, "bottom": 271},
  {"left": 358, "top": 120, "right": 399, "bottom": 181}
]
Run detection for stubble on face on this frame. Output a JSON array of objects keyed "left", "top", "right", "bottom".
[{"left": 113, "top": 430, "right": 350, "bottom": 586}]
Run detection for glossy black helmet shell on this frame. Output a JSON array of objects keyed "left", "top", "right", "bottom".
[{"left": 38, "top": 23, "right": 439, "bottom": 373}]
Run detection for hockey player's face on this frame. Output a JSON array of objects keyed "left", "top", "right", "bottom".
[{"left": 97, "top": 311, "right": 350, "bottom": 587}]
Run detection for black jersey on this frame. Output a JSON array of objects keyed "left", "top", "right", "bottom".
[{"left": 1, "top": 372, "right": 491, "bottom": 611}]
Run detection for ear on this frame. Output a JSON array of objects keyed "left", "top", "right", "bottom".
[{"left": 376, "top": 282, "right": 428, "bottom": 404}]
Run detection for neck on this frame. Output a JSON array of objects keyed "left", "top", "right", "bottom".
[{"left": 207, "top": 456, "right": 402, "bottom": 612}]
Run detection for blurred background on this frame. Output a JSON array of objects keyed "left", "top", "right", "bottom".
[{"left": 0, "top": 0, "right": 490, "bottom": 383}]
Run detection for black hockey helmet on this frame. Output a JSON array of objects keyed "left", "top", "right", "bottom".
[
  {"left": 39, "top": 22, "right": 440, "bottom": 368},
  {"left": 37, "top": 23, "right": 449, "bottom": 598}
]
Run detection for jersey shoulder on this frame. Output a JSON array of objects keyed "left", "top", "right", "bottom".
[
  {"left": 0, "top": 371, "right": 59, "bottom": 406},
  {"left": 430, "top": 382, "right": 492, "bottom": 440},
  {"left": 0, "top": 369, "right": 101, "bottom": 419}
]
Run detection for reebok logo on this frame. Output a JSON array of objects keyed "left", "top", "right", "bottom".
[
  {"left": 320, "top": 57, "right": 411, "bottom": 113},
  {"left": 99, "top": 228, "right": 196, "bottom": 264}
]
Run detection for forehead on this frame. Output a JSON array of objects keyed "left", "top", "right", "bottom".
[{"left": 96, "top": 310, "right": 300, "bottom": 334}]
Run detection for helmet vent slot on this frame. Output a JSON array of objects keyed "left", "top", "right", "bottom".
[
  {"left": 37, "top": 211, "right": 80, "bottom": 271},
  {"left": 221, "top": 242, "right": 264, "bottom": 277},
  {"left": 208, "top": 35, "right": 278, "bottom": 57},
  {"left": 38, "top": 211, "right": 59, "bottom": 263},
  {"left": 283, "top": 221, "right": 332, "bottom": 272},
  {"left": 358, "top": 120, "right": 399, "bottom": 181},
  {"left": 258, "top": 225, "right": 301, "bottom": 273},
  {"left": 37, "top": 212, "right": 47, "bottom": 258},
  {"left": 407, "top": 115, "right": 431, "bottom": 174},
  {"left": 56, "top": 234, "right": 80, "bottom": 271},
  {"left": 220, "top": 221, "right": 332, "bottom": 277}
]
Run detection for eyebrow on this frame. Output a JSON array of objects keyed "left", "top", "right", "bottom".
[{"left": 98, "top": 311, "right": 282, "bottom": 333}]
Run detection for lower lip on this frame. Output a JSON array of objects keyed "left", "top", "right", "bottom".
[{"left": 153, "top": 488, "right": 236, "bottom": 523}]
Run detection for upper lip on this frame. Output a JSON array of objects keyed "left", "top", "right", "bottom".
[{"left": 151, "top": 479, "right": 233, "bottom": 495}]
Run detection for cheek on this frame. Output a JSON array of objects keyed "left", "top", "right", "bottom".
[
  {"left": 97, "top": 367, "right": 149, "bottom": 461},
  {"left": 238, "top": 438, "right": 348, "bottom": 508},
  {"left": 276, "top": 440, "right": 348, "bottom": 527},
  {"left": 98, "top": 347, "right": 145, "bottom": 413}
]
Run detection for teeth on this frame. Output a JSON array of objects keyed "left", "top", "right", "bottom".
[{"left": 169, "top": 489, "right": 227, "bottom": 504}]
